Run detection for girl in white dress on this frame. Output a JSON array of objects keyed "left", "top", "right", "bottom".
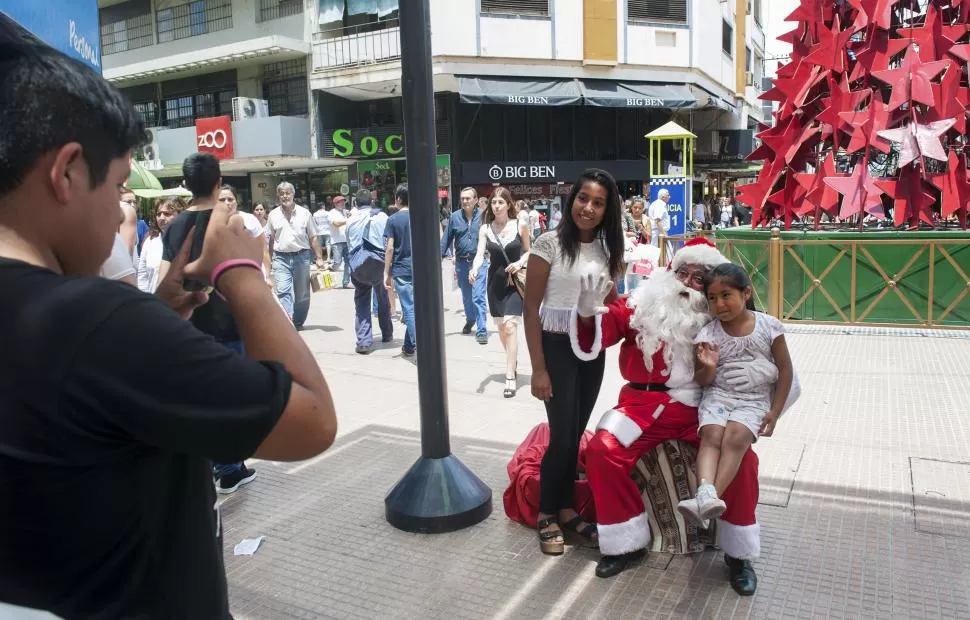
[{"left": 677, "top": 263, "right": 794, "bottom": 526}]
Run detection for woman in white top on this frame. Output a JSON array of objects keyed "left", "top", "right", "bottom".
[
  {"left": 136, "top": 197, "right": 184, "bottom": 293},
  {"left": 524, "top": 168, "right": 626, "bottom": 556}
]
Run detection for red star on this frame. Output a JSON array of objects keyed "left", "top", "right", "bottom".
[
  {"left": 818, "top": 79, "right": 873, "bottom": 137},
  {"left": 760, "top": 60, "right": 827, "bottom": 116},
  {"left": 795, "top": 153, "right": 844, "bottom": 221},
  {"left": 825, "top": 163, "right": 885, "bottom": 219},
  {"left": 805, "top": 14, "right": 857, "bottom": 74},
  {"left": 877, "top": 119, "right": 956, "bottom": 169},
  {"left": 849, "top": 27, "right": 911, "bottom": 81},
  {"left": 767, "top": 176, "right": 810, "bottom": 229},
  {"left": 859, "top": 0, "right": 902, "bottom": 30},
  {"left": 950, "top": 43, "right": 970, "bottom": 70},
  {"left": 931, "top": 151, "right": 970, "bottom": 227},
  {"left": 871, "top": 47, "right": 951, "bottom": 111},
  {"left": 875, "top": 166, "right": 936, "bottom": 226},
  {"left": 736, "top": 161, "right": 787, "bottom": 225},
  {"left": 895, "top": 4, "right": 969, "bottom": 63},
  {"left": 839, "top": 97, "right": 894, "bottom": 154},
  {"left": 927, "top": 63, "right": 969, "bottom": 134}
]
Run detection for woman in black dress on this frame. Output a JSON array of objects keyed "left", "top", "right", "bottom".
[{"left": 470, "top": 186, "right": 532, "bottom": 397}]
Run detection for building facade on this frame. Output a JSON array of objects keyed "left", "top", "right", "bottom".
[{"left": 99, "top": 0, "right": 767, "bottom": 208}]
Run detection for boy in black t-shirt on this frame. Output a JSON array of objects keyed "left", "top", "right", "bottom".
[{"left": 0, "top": 42, "right": 337, "bottom": 619}]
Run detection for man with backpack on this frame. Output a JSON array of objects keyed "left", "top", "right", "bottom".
[{"left": 346, "top": 190, "right": 393, "bottom": 354}]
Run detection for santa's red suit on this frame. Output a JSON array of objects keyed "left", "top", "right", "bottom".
[{"left": 570, "top": 242, "right": 761, "bottom": 568}]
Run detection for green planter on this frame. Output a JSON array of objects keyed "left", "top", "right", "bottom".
[{"left": 714, "top": 229, "right": 970, "bottom": 328}]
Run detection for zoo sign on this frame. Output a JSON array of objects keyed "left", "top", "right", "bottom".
[{"left": 195, "top": 116, "right": 234, "bottom": 160}]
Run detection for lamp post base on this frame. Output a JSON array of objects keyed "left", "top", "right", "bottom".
[{"left": 385, "top": 454, "right": 492, "bottom": 534}]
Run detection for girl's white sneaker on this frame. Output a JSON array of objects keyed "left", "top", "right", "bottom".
[{"left": 696, "top": 482, "right": 727, "bottom": 522}]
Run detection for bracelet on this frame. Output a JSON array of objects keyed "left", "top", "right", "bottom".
[{"left": 210, "top": 259, "right": 262, "bottom": 289}]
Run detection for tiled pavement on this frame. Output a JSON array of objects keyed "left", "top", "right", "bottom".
[{"left": 223, "top": 272, "right": 970, "bottom": 619}]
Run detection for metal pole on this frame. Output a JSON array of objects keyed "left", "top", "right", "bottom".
[{"left": 384, "top": 0, "right": 492, "bottom": 534}]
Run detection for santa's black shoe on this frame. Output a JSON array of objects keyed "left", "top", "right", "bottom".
[
  {"left": 595, "top": 549, "right": 646, "bottom": 578},
  {"left": 724, "top": 555, "right": 757, "bottom": 596}
]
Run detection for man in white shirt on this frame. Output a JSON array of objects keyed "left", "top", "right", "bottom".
[
  {"left": 266, "top": 182, "right": 323, "bottom": 330},
  {"left": 327, "top": 195, "right": 351, "bottom": 288},
  {"left": 648, "top": 189, "right": 673, "bottom": 259},
  {"left": 312, "top": 203, "right": 332, "bottom": 264}
]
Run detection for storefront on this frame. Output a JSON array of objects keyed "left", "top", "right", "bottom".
[{"left": 459, "top": 160, "right": 650, "bottom": 204}]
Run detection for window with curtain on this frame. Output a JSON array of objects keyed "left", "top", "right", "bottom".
[
  {"left": 627, "top": 0, "right": 687, "bottom": 24},
  {"left": 99, "top": 0, "right": 153, "bottom": 55},
  {"left": 318, "top": 0, "right": 399, "bottom": 32}
]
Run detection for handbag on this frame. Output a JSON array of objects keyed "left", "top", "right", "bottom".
[{"left": 488, "top": 226, "right": 527, "bottom": 298}]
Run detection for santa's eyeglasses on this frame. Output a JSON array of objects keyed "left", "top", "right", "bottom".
[{"left": 674, "top": 266, "right": 707, "bottom": 287}]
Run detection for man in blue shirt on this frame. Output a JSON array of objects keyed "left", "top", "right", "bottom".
[
  {"left": 441, "top": 187, "right": 488, "bottom": 344},
  {"left": 384, "top": 183, "right": 416, "bottom": 357},
  {"left": 347, "top": 190, "right": 392, "bottom": 355}
]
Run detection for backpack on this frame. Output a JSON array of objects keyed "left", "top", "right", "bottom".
[{"left": 348, "top": 208, "right": 385, "bottom": 281}]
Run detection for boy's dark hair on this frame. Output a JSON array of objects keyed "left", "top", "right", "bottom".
[
  {"left": 395, "top": 182, "right": 408, "bottom": 207},
  {"left": 356, "top": 189, "right": 372, "bottom": 207},
  {"left": 0, "top": 41, "right": 147, "bottom": 198},
  {"left": 704, "top": 262, "right": 757, "bottom": 310},
  {"left": 557, "top": 168, "right": 626, "bottom": 280},
  {"left": 182, "top": 153, "right": 221, "bottom": 198}
]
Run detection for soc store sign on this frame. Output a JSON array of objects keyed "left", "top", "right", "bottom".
[{"left": 489, "top": 165, "right": 556, "bottom": 181}]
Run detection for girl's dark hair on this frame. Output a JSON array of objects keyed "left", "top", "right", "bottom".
[
  {"left": 704, "top": 263, "right": 756, "bottom": 310},
  {"left": 483, "top": 186, "right": 516, "bottom": 224},
  {"left": 556, "top": 168, "right": 625, "bottom": 279}
]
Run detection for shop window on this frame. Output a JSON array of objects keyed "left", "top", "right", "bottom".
[
  {"left": 481, "top": 0, "right": 549, "bottom": 17},
  {"left": 262, "top": 59, "right": 309, "bottom": 117},
  {"left": 99, "top": 0, "right": 153, "bottom": 55},
  {"left": 318, "top": 0, "right": 399, "bottom": 36},
  {"left": 157, "top": 0, "right": 232, "bottom": 44},
  {"left": 257, "top": 0, "right": 303, "bottom": 23},
  {"left": 722, "top": 20, "right": 733, "bottom": 57},
  {"left": 628, "top": 0, "right": 687, "bottom": 24}
]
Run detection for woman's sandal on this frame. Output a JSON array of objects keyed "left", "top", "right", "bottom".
[
  {"left": 504, "top": 375, "right": 516, "bottom": 398},
  {"left": 560, "top": 515, "right": 599, "bottom": 548},
  {"left": 537, "top": 516, "right": 564, "bottom": 555}
]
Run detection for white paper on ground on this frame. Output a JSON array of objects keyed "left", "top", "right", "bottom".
[{"left": 233, "top": 536, "right": 265, "bottom": 556}]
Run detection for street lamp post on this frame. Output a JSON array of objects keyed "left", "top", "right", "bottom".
[{"left": 383, "top": 0, "right": 492, "bottom": 533}]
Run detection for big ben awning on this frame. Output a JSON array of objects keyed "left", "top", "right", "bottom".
[
  {"left": 457, "top": 76, "right": 583, "bottom": 106},
  {"left": 578, "top": 80, "right": 697, "bottom": 109}
]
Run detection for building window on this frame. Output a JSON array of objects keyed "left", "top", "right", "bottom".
[
  {"left": 99, "top": 0, "right": 153, "bottom": 55},
  {"left": 157, "top": 0, "right": 232, "bottom": 43},
  {"left": 628, "top": 0, "right": 687, "bottom": 24},
  {"left": 722, "top": 20, "right": 733, "bottom": 57},
  {"left": 257, "top": 0, "right": 303, "bottom": 23},
  {"left": 480, "top": 0, "right": 549, "bottom": 17},
  {"left": 745, "top": 46, "right": 751, "bottom": 72},
  {"left": 753, "top": 0, "right": 762, "bottom": 26},
  {"left": 262, "top": 59, "right": 309, "bottom": 117},
  {"left": 133, "top": 101, "right": 161, "bottom": 127}
]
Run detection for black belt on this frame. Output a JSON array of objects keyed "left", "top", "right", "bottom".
[
  {"left": 628, "top": 382, "right": 669, "bottom": 392},
  {"left": 275, "top": 249, "right": 309, "bottom": 255}
]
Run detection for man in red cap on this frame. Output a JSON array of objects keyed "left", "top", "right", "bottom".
[{"left": 571, "top": 237, "right": 770, "bottom": 593}]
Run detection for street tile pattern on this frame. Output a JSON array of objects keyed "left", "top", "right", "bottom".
[{"left": 221, "top": 280, "right": 970, "bottom": 619}]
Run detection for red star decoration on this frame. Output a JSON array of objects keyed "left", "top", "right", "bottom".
[
  {"left": 875, "top": 166, "right": 936, "bottom": 226},
  {"left": 818, "top": 79, "right": 872, "bottom": 138},
  {"left": 931, "top": 151, "right": 970, "bottom": 228},
  {"left": 895, "top": 4, "right": 969, "bottom": 63},
  {"left": 760, "top": 60, "right": 827, "bottom": 116},
  {"left": 950, "top": 43, "right": 970, "bottom": 70},
  {"left": 877, "top": 118, "right": 956, "bottom": 169},
  {"left": 767, "top": 176, "right": 810, "bottom": 229},
  {"left": 927, "top": 63, "right": 969, "bottom": 134},
  {"left": 805, "top": 14, "right": 857, "bottom": 74},
  {"left": 871, "top": 47, "right": 951, "bottom": 111},
  {"left": 736, "top": 161, "right": 787, "bottom": 226},
  {"left": 825, "top": 163, "right": 885, "bottom": 219},
  {"left": 839, "top": 97, "right": 894, "bottom": 154},
  {"left": 849, "top": 27, "right": 911, "bottom": 81},
  {"left": 795, "top": 153, "right": 845, "bottom": 221},
  {"left": 859, "top": 0, "right": 902, "bottom": 30}
]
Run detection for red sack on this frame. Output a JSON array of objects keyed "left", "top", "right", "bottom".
[{"left": 503, "top": 423, "right": 597, "bottom": 528}]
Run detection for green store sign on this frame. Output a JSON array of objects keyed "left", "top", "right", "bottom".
[{"left": 330, "top": 128, "right": 404, "bottom": 158}]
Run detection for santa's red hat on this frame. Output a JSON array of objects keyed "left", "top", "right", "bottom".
[{"left": 669, "top": 237, "right": 728, "bottom": 272}]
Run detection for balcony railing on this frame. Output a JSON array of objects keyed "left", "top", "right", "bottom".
[{"left": 312, "top": 19, "right": 401, "bottom": 71}]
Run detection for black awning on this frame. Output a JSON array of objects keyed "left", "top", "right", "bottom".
[
  {"left": 579, "top": 80, "right": 697, "bottom": 109},
  {"left": 457, "top": 76, "right": 583, "bottom": 106}
]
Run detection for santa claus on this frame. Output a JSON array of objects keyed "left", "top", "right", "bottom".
[{"left": 570, "top": 237, "right": 773, "bottom": 594}]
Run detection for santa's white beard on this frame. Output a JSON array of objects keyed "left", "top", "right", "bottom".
[{"left": 627, "top": 269, "right": 712, "bottom": 372}]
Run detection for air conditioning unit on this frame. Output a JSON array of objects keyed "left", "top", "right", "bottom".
[
  {"left": 232, "top": 97, "right": 269, "bottom": 121},
  {"left": 745, "top": 72, "right": 754, "bottom": 87},
  {"left": 137, "top": 127, "right": 163, "bottom": 170}
]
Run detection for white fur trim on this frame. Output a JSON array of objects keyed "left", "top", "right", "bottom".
[
  {"left": 716, "top": 520, "right": 761, "bottom": 560},
  {"left": 671, "top": 244, "right": 728, "bottom": 271},
  {"left": 595, "top": 409, "right": 643, "bottom": 448},
  {"left": 568, "top": 307, "right": 602, "bottom": 362},
  {"left": 598, "top": 513, "right": 651, "bottom": 556}
]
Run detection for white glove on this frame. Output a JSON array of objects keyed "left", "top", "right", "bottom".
[
  {"left": 577, "top": 273, "right": 613, "bottom": 318},
  {"left": 721, "top": 359, "right": 778, "bottom": 390}
]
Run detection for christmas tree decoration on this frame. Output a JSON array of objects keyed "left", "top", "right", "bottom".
[{"left": 738, "top": 0, "right": 970, "bottom": 229}]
